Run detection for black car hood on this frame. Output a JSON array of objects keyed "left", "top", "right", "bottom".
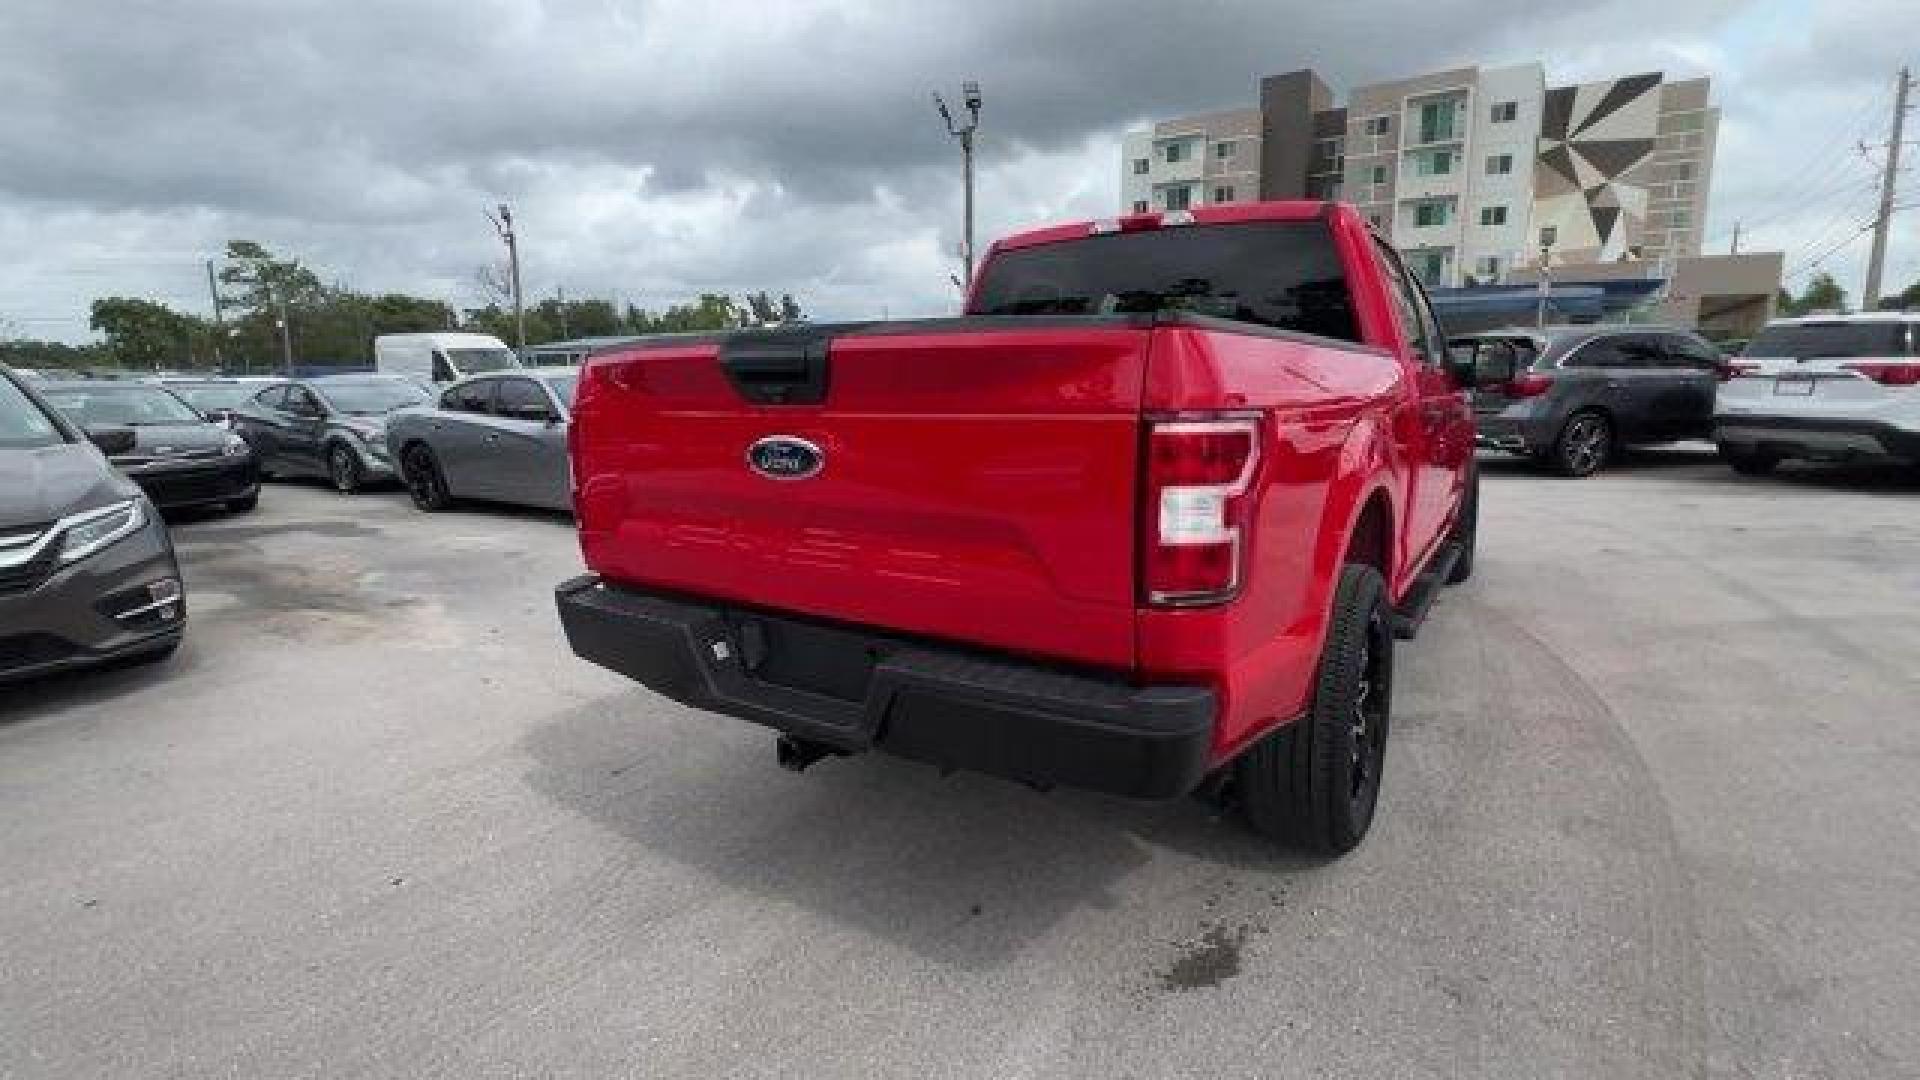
[{"left": 0, "top": 443, "right": 136, "bottom": 530}]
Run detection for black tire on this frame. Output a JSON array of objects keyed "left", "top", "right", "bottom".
[
  {"left": 226, "top": 491, "right": 259, "bottom": 513},
  {"left": 401, "top": 444, "right": 456, "bottom": 511},
  {"left": 327, "top": 443, "right": 364, "bottom": 494},
  {"left": 1236, "top": 563, "right": 1393, "bottom": 857},
  {"left": 1446, "top": 467, "right": 1477, "bottom": 584},
  {"left": 1719, "top": 446, "right": 1780, "bottom": 476},
  {"left": 1551, "top": 410, "right": 1612, "bottom": 477}
]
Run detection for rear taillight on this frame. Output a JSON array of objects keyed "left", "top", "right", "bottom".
[
  {"left": 1143, "top": 415, "right": 1260, "bottom": 607},
  {"left": 1504, "top": 372, "right": 1554, "bottom": 398},
  {"left": 1840, "top": 361, "right": 1920, "bottom": 386}
]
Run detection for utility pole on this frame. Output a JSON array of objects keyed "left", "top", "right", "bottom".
[
  {"left": 271, "top": 282, "right": 293, "bottom": 374},
  {"left": 933, "top": 81, "right": 983, "bottom": 295},
  {"left": 1729, "top": 220, "right": 1741, "bottom": 255},
  {"left": 556, "top": 284, "right": 569, "bottom": 338},
  {"left": 487, "top": 203, "right": 527, "bottom": 348},
  {"left": 205, "top": 260, "right": 226, "bottom": 370},
  {"left": 1864, "top": 66, "right": 1912, "bottom": 310}
]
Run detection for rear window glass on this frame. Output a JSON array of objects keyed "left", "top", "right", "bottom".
[
  {"left": 1745, "top": 322, "right": 1915, "bottom": 359},
  {"left": 970, "top": 221, "right": 1358, "bottom": 343}
]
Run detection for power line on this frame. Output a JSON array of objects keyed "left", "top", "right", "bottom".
[
  {"left": 1783, "top": 221, "right": 1876, "bottom": 282},
  {"left": 1706, "top": 78, "right": 1895, "bottom": 246}
]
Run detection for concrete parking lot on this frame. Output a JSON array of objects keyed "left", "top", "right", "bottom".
[{"left": 4, "top": 450, "right": 1918, "bottom": 1079}]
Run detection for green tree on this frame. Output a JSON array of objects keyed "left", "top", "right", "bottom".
[
  {"left": 742, "top": 291, "right": 804, "bottom": 326},
  {"left": 0, "top": 338, "right": 110, "bottom": 372},
  {"left": 89, "top": 297, "right": 213, "bottom": 370},
  {"left": 1775, "top": 287, "right": 1798, "bottom": 317},
  {"left": 1893, "top": 279, "right": 1920, "bottom": 311},
  {"left": 216, "top": 240, "right": 327, "bottom": 369},
  {"left": 1792, "top": 272, "right": 1847, "bottom": 315}
]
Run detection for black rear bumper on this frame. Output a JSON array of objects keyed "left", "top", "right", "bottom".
[{"left": 555, "top": 576, "right": 1216, "bottom": 799}]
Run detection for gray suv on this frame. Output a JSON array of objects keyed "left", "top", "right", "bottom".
[
  {"left": 1, "top": 367, "right": 186, "bottom": 683},
  {"left": 1454, "top": 325, "right": 1726, "bottom": 476}
]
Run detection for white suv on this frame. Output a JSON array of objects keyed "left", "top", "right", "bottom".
[{"left": 1714, "top": 312, "right": 1920, "bottom": 475}]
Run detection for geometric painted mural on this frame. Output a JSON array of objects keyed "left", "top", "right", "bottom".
[{"left": 1534, "top": 73, "right": 1664, "bottom": 263}]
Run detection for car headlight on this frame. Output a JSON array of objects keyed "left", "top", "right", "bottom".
[
  {"left": 58, "top": 499, "right": 145, "bottom": 565},
  {"left": 223, "top": 433, "right": 250, "bottom": 457}
]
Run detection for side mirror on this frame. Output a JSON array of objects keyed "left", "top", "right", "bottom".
[{"left": 86, "top": 425, "right": 137, "bottom": 455}]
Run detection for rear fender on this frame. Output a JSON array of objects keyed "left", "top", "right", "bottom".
[{"left": 1310, "top": 415, "right": 1401, "bottom": 616}]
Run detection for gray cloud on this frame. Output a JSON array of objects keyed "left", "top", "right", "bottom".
[{"left": 2, "top": 0, "right": 1911, "bottom": 343}]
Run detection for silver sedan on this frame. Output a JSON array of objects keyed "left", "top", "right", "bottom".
[{"left": 385, "top": 371, "right": 575, "bottom": 513}]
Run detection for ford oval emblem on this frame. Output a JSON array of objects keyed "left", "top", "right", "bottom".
[{"left": 747, "top": 436, "right": 824, "bottom": 480}]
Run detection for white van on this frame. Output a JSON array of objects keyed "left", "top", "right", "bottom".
[{"left": 375, "top": 333, "right": 519, "bottom": 384}]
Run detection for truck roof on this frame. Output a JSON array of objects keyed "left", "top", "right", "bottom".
[{"left": 988, "top": 200, "right": 1341, "bottom": 256}]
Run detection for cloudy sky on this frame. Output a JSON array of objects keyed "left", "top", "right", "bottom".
[{"left": 1, "top": 0, "right": 1914, "bottom": 344}]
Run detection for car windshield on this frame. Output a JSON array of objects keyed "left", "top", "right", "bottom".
[
  {"left": 314, "top": 380, "right": 427, "bottom": 415},
  {"left": 447, "top": 348, "right": 518, "bottom": 374},
  {"left": 168, "top": 382, "right": 254, "bottom": 412},
  {"left": 0, "top": 375, "right": 66, "bottom": 449},
  {"left": 1744, "top": 322, "right": 1915, "bottom": 359},
  {"left": 970, "top": 220, "right": 1359, "bottom": 343},
  {"left": 544, "top": 374, "right": 578, "bottom": 408},
  {"left": 40, "top": 383, "right": 205, "bottom": 427}
]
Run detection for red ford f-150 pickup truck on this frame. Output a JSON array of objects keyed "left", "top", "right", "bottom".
[{"left": 557, "top": 200, "right": 1501, "bottom": 855}]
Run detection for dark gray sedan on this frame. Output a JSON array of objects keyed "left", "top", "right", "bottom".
[{"left": 384, "top": 371, "right": 575, "bottom": 512}]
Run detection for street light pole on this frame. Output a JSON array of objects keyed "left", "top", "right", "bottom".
[{"left": 934, "top": 81, "right": 983, "bottom": 294}]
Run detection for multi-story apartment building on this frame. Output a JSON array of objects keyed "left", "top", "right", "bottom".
[
  {"left": 1120, "top": 107, "right": 1262, "bottom": 216},
  {"left": 1120, "top": 64, "right": 1719, "bottom": 290}
]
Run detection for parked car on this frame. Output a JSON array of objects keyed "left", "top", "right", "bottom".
[
  {"left": 556, "top": 200, "right": 1500, "bottom": 856},
  {"left": 1714, "top": 313, "right": 1920, "bottom": 475},
  {"left": 231, "top": 375, "right": 427, "bottom": 493},
  {"left": 1, "top": 366, "right": 185, "bottom": 683},
  {"left": 155, "top": 376, "right": 275, "bottom": 426},
  {"left": 386, "top": 370, "right": 576, "bottom": 512},
  {"left": 1454, "top": 324, "right": 1726, "bottom": 476},
  {"left": 374, "top": 332, "right": 518, "bottom": 385},
  {"left": 38, "top": 381, "right": 259, "bottom": 514}
]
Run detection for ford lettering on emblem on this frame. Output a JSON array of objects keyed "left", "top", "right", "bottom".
[{"left": 747, "top": 436, "right": 824, "bottom": 480}]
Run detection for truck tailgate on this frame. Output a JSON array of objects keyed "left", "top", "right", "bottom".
[{"left": 571, "top": 320, "right": 1150, "bottom": 671}]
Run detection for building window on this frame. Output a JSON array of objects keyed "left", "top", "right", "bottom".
[
  {"left": 1132, "top": 200, "right": 1149, "bottom": 214},
  {"left": 1479, "top": 205, "right": 1508, "bottom": 226},
  {"left": 1414, "top": 150, "right": 1454, "bottom": 176},
  {"left": 1475, "top": 256, "right": 1502, "bottom": 280},
  {"left": 1366, "top": 115, "right": 1391, "bottom": 137},
  {"left": 1671, "top": 161, "right": 1695, "bottom": 181},
  {"left": 1414, "top": 201, "right": 1450, "bottom": 228},
  {"left": 1490, "top": 101, "right": 1518, "bottom": 123},
  {"left": 1368, "top": 213, "right": 1385, "bottom": 229},
  {"left": 1370, "top": 164, "right": 1388, "bottom": 185},
  {"left": 1214, "top": 140, "right": 1236, "bottom": 159},
  {"left": 1416, "top": 99, "right": 1459, "bottom": 143},
  {"left": 1213, "top": 185, "right": 1235, "bottom": 203},
  {"left": 1486, "top": 153, "right": 1513, "bottom": 175},
  {"left": 1161, "top": 185, "right": 1192, "bottom": 211},
  {"left": 1163, "top": 142, "right": 1186, "bottom": 164},
  {"left": 1131, "top": 158, "right": 1149, "bottom": 175}
]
